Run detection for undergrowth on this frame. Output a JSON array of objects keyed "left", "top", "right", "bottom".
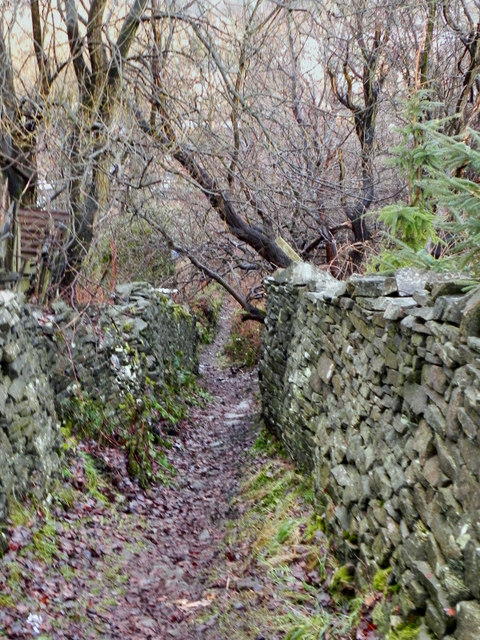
[
  {"left": 223, "top": 310, "right": 263, "bottom": 368},
  {"left": 191, "top": 284, "right": 223, "bottom": 344},
  {"left": 196, "top": 427, "right": 395, "bottom": 639},
  {"left": 59, "top": 348, "right": 209, "bottom": 488}
]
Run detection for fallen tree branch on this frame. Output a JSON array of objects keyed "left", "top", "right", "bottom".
[{"left": 141, "top": 214, "right": 266, "bottom": 323}]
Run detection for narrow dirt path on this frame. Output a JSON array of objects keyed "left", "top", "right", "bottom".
[
  {"left": 1, "top": 309, "right": 383, "bottom": 640},
  {"left": 0, "top": 307, "right": 259, "bottom": 639},
  {"left": 110, "top": 308, "right": 259, "bottom": 639}
]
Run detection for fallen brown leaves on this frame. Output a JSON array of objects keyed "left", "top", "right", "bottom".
[{"left": 0, "top": 308, "right": 385, "bottom": 640}]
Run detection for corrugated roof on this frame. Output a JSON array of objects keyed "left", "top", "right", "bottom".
[{"left": 16, "top": 208, "right": 69, "bottom": 262}]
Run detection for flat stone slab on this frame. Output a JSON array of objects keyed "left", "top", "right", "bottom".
[{"left": 347, "top": 275, "right": 398, "bottom": 297}]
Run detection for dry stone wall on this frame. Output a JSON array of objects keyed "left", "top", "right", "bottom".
[
  {"left": 259, "top": 263, "right": 480, "bottom": 640},
  {"left": 0, "top": 283, "right": 198, "bottom": 550},
  {"left": 0, "top": 290, "right": 59, "bottom": 548},
  {"left": 36, "top": 282, "right": 198, "bottom": 416}
]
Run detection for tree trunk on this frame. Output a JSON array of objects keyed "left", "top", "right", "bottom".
[{"left": 58, "top": 0, "right": 149, "bottom": 292}]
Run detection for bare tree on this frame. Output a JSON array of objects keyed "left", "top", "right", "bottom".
[
  {"left": 2, "top": 0, "right": 480, "bottom": 314},
  {"left": 0, "top": 0, "right": 149, "bottom": 292}
]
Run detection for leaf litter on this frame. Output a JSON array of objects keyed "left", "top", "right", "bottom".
[{"left": 0, "top": 308, "right": 383, "bottom": 639}]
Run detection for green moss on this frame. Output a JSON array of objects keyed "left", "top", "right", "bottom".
[
  {"left": 32, "top": 520, "right": 58, "bottom": 562},
  {"left": 172, "top": 301, "right": 191, "bottom": 321},
  {"left": 373, "top": 567, "right": 393, "bottom": 593},
  {"left": 123, "top": 320, "right": 134, "bottom": 332},
  {"left": 385, "top": 622, "right": 421, "bottom": 639},
  {"left": 60, "top": 424, "right": 77, "bottom": 452},
  {"left": 0, "top": 593, "right": 14, "bottom": 606},
  {"left": 8, "top": 502, "right": 32, "bottom": 527},
  {"left": 343, "top": 530, "right": 358, "bottom": 544},
  {"left": 304, "top": 514, "right": 325, "bottom": 541},
  {"left": 61, "top": 393, "right": 107, "bottom": 441},
  {"left": 372, "top": 584, "right": 418, "bottom": 635},
  {"left": 372, "top": 600, "right": 394, "bottom": 635},
  {"left": 330, "top": 565, "right": 355, "bottom": 593}
]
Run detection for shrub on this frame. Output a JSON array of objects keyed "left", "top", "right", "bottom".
[
  {"left": 191, "top": 285, "right": 223, "bottom": 344},
  {"left": 223, "top": 311, "right": 263, "bottom": 368}
]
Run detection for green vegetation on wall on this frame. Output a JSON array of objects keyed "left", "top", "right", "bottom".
[
  {"left": 46, "top": 286, "right": 201, "bottom": 489},
  {"left": 59, "top": 346, "right": 205, "bottom": 488}
]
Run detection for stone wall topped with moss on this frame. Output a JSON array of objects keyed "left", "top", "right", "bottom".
[
  {"left": 0, "top": 283, "right": 198, "bottom": 547},
  {"left": 259, "top": 263, "right": 480, "bottom": 640}
]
